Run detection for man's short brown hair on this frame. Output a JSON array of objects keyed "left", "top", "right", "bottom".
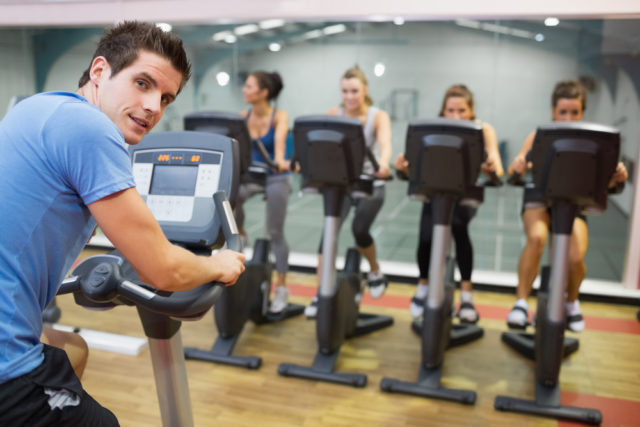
[{"left": 78, "top": 21, "right": 191, "bottom": 93}]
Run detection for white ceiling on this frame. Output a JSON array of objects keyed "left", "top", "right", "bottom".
[{"left": 0, "top": 0, "right": 639, "bottom": 27}]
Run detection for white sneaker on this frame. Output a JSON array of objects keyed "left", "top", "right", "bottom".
[
  {"left": 457, "top": 302, "right": 479, "bottom": 324},
  {"left": 410, "top": 296, "right": 425, "bottom": 318},
  {"left": 566, "top": 313, "right": 585, "bottom": 332},
  {"left": 566, "top": 300, "right": 585, "bottom": 332},
  {"left": 410, "top": 284, "right": 429, "bottom": 319},
  {"left": 269, "top": 287, "right": 289, "bottom": 314},
  {"left": 367, "top": 270, "right": 388, "bottom": 299},
  {"left": 305, "top": 296, "right": 318, "bottom": 319},
  {"left": 507, "top": 301, "right": 529, "bottom": 329}
]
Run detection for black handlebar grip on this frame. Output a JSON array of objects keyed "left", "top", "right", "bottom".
[
  {"left": 507, "top": 172, "right": 525, "bottom": 186},
  {"left": 608, "top": 180, "right": 625, "bottom": 194},
  {"left": 395, "top": 169, "right": 409, "bottom": 181},
  {"left": 57, "top": 275, "right": 81, "bottom": 295},
  {"left": 486, "top": 171, "right": 503, "bottom": 187},
  {"left": 289, "top": 155, "right": 300, "bottom": 173}
]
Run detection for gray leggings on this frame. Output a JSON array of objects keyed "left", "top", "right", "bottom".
[
  {"left": 318, "top": 185, "right": 385, "bottom": 253},
  {"left": 235, "top": 174, "right": 292, "bottom": 274}
]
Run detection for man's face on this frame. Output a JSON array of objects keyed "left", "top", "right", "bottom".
[{"left": 94, "top": 50, "right": 182, "bottom": 144}]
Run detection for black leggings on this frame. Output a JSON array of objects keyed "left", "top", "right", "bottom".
[{"left": 417, "top": 202, "right": 477, "bottom": 281}]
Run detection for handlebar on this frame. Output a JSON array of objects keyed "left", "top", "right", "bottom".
[
  {"left": 483, "top": 171, "right": 503, "bottom": 187},
  {"left": 251, "top": 139, "right": 279, "bottom": 172},
  {"left": 507, "top": 172, "right": 526, "bottom": 186},
  {"left": 366, "top": 148, "right": 379, "bottom": 172},
  {"left": 609, "top": 180, "right": 625, "bottom": 194},
  {"left": 58, "top": 190, "right": 240, "bottom": 318},
  {"left": 395, "top": 168, "right": 409, "bottom": 181},
  {"left": 365, "top": 147, "right": 393, "bottom": 181}
]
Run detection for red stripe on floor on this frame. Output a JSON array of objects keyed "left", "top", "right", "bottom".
[
  {"left": 287, "top": 283, "right": 640, "bottom": 335},
  {"left": 287, "top": 283, "right": 411, "bottom": 308},
  {"left": 559, "top": 392, "right": 640, "bottom": 427}
]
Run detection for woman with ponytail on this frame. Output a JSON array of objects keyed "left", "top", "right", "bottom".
[
  {"left": 305, "top": 65, "right": 393, "bottom": 318},
  {"left": 237, "top": 70, "right": 292, "bottom": 313}
]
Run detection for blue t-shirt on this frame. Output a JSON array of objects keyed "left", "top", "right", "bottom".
[{"left": 0, "top": 92, "right": 135, "bottom": 383}]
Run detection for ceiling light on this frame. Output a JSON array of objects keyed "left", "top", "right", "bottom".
[
  {"left": 212, "top": 30, "right": 232, "bottom": 42},
  {"left": 544, "top": 17, "right": 560, "bottom": 26},
  {"left": 156, "top": 23, "right": 172, "bottom": 33},
  {"left": 234, "top": 24, "right": 259, "bottom": 36},
  {"left": 303, "top": 29, "right": 323, "bottom": 40},
  {"left": 374, "top": 62, "right": 386, "bottom": 77},
  {"left": 216, "top": 72, "right": 230, "bottom": 87},
  {"left": 323, "top": 24, "right": 347, "bottom": 35},
  {"left": 224, "top": 34, "right": 237, "bottom": 44},
  {"left": 455, "top": 19, "right": 481, "bottom": 29},
  {"left": 259, "top": 19, "right": 285, "bottom": 30},
  {"left": 393, "top": 17, "right": 405, "bottom": 26},
  {"left": 456, "top": 19, "right": 543, "bottom": 42},
  {"left": 269, "top": 43, "right": 281, "bottom": 52}
]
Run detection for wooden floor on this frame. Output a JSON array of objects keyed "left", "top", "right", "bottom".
[{"left": 56, "top": 250, "right": 640, "bottom": 427}]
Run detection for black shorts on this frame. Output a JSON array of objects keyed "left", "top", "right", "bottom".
[
  {"left": 0, "top": 344, "right": 119, "bottom": 427},
  {"left": 521, "top": 187, "right": 587, "bottom": 223}
]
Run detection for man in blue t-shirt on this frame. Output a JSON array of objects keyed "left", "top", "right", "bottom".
[{"left": 0, "top": 22, "right": 245, "bottom": 426}]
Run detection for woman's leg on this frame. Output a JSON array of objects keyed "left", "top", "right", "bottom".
[
  {"left": 352, "top": 186, "right": 387, "bottom": 297},
  {"left": 265, "top": 175, "right": 292, "bottom": 285},
  {"left": 566, "top": 217, "right": 589, "bottom": 331},
  {"left": 351, "top": 186, "right": 385, "bottom": 269},
  {"left": 567, "top": 217, "right": 588, "bottom": 302},
  {"left": 265, "top": 175, "right": 292, "bottom": 313},
  {"left": 451, "top": 204, "right": 478, "bottom": 322},
  {"left": 410, "top": 202, "right": 432, "bottom": 318},
  {"left": 451, "top": 204, "right": 477, "bottom": 291},
  {"left": 516, "top": 208, "right": 551, "bottom": 299},
  {"left": 507, "top": 207, "right": 550, "bottom": 327}
]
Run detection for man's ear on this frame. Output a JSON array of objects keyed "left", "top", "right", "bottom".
[{"left": 89, "top": 56, "right": 111, "bottom": 86}]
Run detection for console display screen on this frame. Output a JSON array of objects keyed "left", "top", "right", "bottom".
[{"left": 149, "top": 165, "right": 198, "bottom": 196}]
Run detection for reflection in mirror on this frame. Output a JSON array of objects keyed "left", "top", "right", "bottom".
[{"left": 2, "top": 18, "right": 637, "bottom": 288}]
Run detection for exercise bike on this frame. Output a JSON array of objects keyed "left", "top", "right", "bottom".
[
  {"left": 183, "top": 111, "right": 304, "bottom": 369},
  {"left": 277, "top": 115, "right": 394, "bottom": 387},
  {"left": 59, "top": 130, "right": 241, "bottom": 427},
  {"left": 495, "top": 122, "right": 622, "bottom": 425},
  {"left": 380, "top": 118, "right": 500, "bottom": 404}
]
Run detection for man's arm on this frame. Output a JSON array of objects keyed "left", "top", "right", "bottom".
[{"left": 88, "top": 188, "right": 245, "bottom": 292}]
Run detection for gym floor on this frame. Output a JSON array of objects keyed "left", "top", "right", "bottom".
[{"left": 59, "top": 249, "right": 640, "bottom": 427}]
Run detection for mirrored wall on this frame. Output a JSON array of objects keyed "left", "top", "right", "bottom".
[{"left": 1, "top": 18, "right": 638, "bottom": 284}]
